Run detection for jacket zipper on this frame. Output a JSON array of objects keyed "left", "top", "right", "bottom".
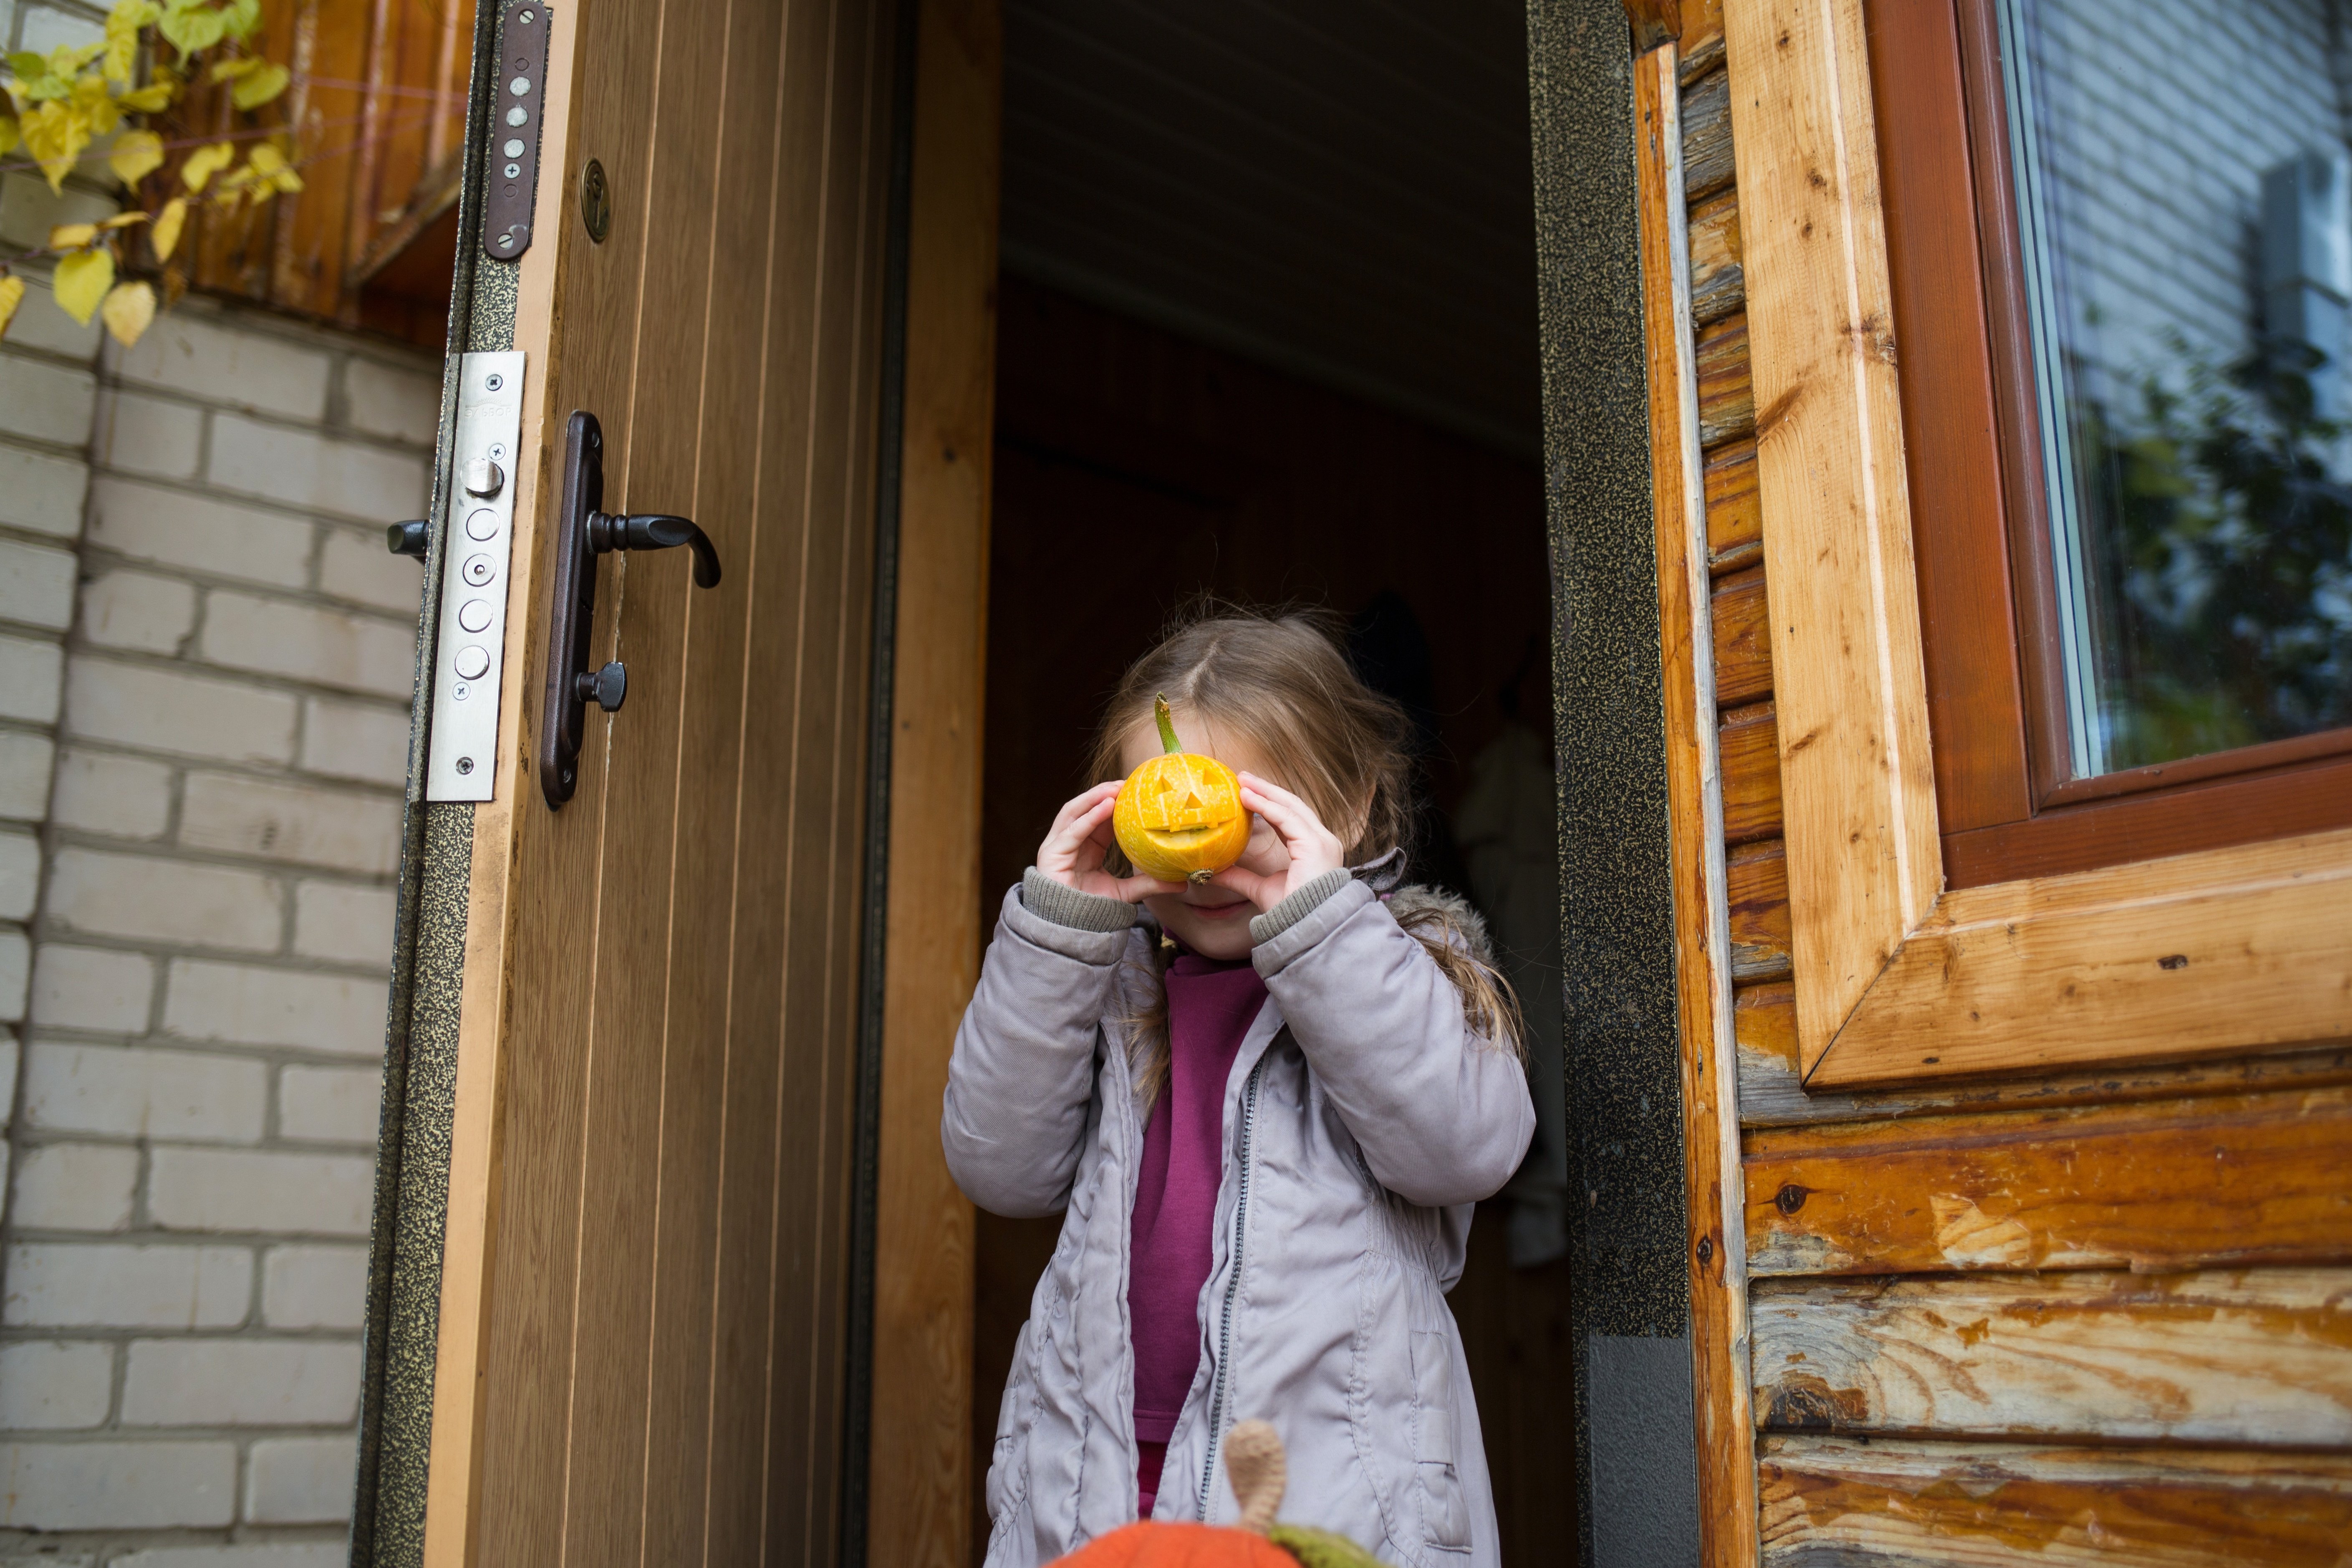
[{"left": 1197, "top": 1055, "right": 1266, "bottom": 1519}]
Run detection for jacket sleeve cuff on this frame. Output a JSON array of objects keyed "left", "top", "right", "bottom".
[
  {"left": 1021, "top": 867, "right": 1139, "bottom": 932},
  {"left": 1247, "top": 868, "right": 1355, "bottom": 948}
]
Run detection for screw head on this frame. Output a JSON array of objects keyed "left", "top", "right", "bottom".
[
  {"left": 485, "top": 372, "right": 505, "bottom": 392},
  {"left": 456, "top": 756, "right": 475, "bottom": 775}
]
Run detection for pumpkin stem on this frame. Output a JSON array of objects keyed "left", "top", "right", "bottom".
[
  {"left": 1223, "top": 1420, "right": 1286, "bottom": 1536},
  {"left": 1153, "top": 693, "right": 1183, "bottom": 755}
]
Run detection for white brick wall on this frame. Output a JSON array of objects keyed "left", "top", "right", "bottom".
[
  {"left": 1, "top": 56, "right": 439, "bottom": 1548},
  {"left": 2029, "top": 0, "right": 2349, "bottom": 400}
]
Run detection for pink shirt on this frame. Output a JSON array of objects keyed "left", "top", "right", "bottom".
[{"left": 1128, "top": 950, "right": 1268, "bottom": 1515}]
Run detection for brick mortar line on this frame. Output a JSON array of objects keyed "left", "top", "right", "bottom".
[
  {"left": 58, "top": 645, "right": 422, "bottom": 710},
  {"left": 39, "top": 856, "right": 404, "bottom": 896},
  {"left": 14, "top": 1021, "right": 392, "bottom": 1052},
  {"left": 35, "top": 744, "right": 409, "bottom": 796},
  {"left": 64, "top": 566, "right": 427, "bottom": 636},
  {"left": 89, "top": 378, "right": 438, "bottom": 460},
  {"left": 80, "top": 463, "right": 439, "bottom": 532},
  {"left": 40, "top": 918, "right": 400, "bottom": 958},
  {"left": 0, "top": 339, "right": 105, "bottom": 377}
]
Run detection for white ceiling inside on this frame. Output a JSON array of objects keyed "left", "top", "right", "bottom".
[{"left": 999, "top": 0, "right": 1542, "bottom": 455}]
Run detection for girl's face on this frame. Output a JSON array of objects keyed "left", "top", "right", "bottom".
[{"left": 1115, "top": 709, "right": 1299, "bottom": 961}]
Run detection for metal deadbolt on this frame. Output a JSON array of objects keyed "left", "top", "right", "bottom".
[{"left": 464, "top": 458, "right": 505, "bottom": 497}]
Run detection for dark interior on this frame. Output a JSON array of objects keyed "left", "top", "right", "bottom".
[{"left": 974, "top": 3, "right": 1572, "bottom": 1558}]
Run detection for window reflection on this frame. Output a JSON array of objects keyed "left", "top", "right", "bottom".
[{"left": 1998, "top": 0, "right": 2352, "bottom": 775}]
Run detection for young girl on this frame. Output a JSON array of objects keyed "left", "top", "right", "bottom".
[{"left": 944, "top": 609, "right": 1535, "bottom": 1567}]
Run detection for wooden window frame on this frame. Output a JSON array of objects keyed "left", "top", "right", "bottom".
[
  {"left": 1721, "top": 0, "right": 2352, "bottom": 1090},
  {"left": 1873, "top": 0, "right": 2352, "bottom": 890}
]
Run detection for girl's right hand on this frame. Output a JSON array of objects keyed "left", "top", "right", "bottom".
[{"left": 1037, "top": 781, "right": 1184, "bottom": 903}]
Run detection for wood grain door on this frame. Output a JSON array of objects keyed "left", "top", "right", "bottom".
[{"left": 397, "top": 0, "right": 903, "bottom": 1562}]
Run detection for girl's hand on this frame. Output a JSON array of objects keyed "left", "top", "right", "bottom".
[
  {"left": 1036, "top": 781, "right": 1183, "bottom": 903},
  {"left": 1213, "top": 773, "right": 1348, "bottom": 913}
]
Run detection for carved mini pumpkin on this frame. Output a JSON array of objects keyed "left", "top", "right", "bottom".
[
  {"left": 1113, "top": 695, "right": 1251, "bottom": 884},
  {"left": 1047, "top": 1422, "right": 1383, "bottom": 1568}
]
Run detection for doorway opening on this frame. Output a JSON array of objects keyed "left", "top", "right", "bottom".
[{"left": 971, "top": 3, "right": 1572, "bottom": 1560}]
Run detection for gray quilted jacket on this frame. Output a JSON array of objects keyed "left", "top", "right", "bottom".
[{"left": 942, "top": 871, "right": 1537, "bottom": 1567}]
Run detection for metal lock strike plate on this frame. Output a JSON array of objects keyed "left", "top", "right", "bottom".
[
  {"left": 483, "top": 0, "right": 551, "bottom": 261},
  {"left": 426, "top": 351, "right": 526, "bottom": 801}
]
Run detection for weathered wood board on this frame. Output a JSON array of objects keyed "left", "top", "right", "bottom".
[
  {"left": 1690, "top": 189, "right": 1746, "bottom": 326},
  {"left": 1752, "top": 1268, "right": 2352, "bottom": 1446},
  {"left": 1735, "top": 981, "right": 2352, "bottom": 1127},
  {"left": 1760, "top": 1435, "right": 2352, "bottom": 1566},
  {"left": 1720, "top": 702, "right": 1781, "bottom": 845},
  {"left": 1696, "top": 313, "right": 1756, "bottom": 448},
  {"left": 1703, "top": 437, "right": 1761, "bottom": 574},
  {"left": 1679, "top": 0, "right": 1725, "bottom": 82},
  {"left": 1683, "top": 65, "right": 1736, "bottom": 200},
  {"left": 1729, "top": 838, "right": 1792, "bottom": 983},
  {"left": 1711, "top": 561, "right": 1772, "bottom": 707},
  {"left": 1745, "top": 1087, "right": 2352, "bottom": 1277}
]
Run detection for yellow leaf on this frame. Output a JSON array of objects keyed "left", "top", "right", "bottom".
[
  {"left": 180, "top": 139, "right": 232, "bottom": 192},
  {"left": 22, "top": 99, "right": 93, "bottom": 192},
  {"left": 53, "top": 247, "right": 115, "bottom": 325},
  {"left": 227, "top": 61, "right": 287, "bottom": 110},
  {"left": 108, "top": 126, "right": 163, "bottom": 186},
  {"left": 0, "top": 275, "right": 23, "bottom": 341},
  {"left": 101, "top": 0, "right": 159, "bottom": 83},
  {"left": 71, "top": 76, "right": 122, "bottom": 139},
  {"left": 48, "top": 221, "right": 98, "bottom": 250},
  {"left": 100, "top": 209, "right": 149, "bottom": 229},
  {"left": 157, "top": 0, "right": 227, "bottom": 59},
  {"left": 0, "top": 114, "right": 17, "bottom": 157},
  {"left": 43, "top": 40, "right": 106, "bottom": 86},
  {"left": 99, "top": 279, "right": 155, "bottom": 346},
  {"left": 245, "top": 140, "right": 284, "bottom": 175},
  {"left": 210, "top": 56, "right": 261, "bottom": 81},
  {"left": 116, "top": 82, "right": 172, "bottom": 111},
  {"left": 150, "top": 194, "right": 187, "bottom": 260}
]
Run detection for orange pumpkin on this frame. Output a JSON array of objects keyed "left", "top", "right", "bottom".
[
  {"left": 1114, "top": 695, "right": 1251, "bottom": 883},
  {"left": 1049, "top": 1521, "right": 1298, "bottom": 1568}
]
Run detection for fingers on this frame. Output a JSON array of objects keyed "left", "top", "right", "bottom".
[
  {"left": 1046, "top": 780, "right": 1123, "bottom": 840},
  {"left": 1210, "top": 864, "right": 1273, "bottom": 909},
  {"left": 1039, "top": 788, "right": 1119, "bottom": 874},
  {"left": 1112, "top": 873, "right": 1185, "bottom": 903},
  {"left": 1238, "top": 774, "right": 1337, "bottom": 851}
]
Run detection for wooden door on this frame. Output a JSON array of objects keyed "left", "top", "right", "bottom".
[{"left": 360, "top": 0, "right": 906, "bottom": 1562}]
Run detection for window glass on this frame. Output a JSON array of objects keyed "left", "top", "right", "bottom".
[{"left": 1997, "top": 0, "right": 2352, "bottom": 775}]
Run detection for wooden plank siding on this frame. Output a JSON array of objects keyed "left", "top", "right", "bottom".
[
  {"left": 1656, "top": 5, "right": 2352, "bottom": 1558},
  {"left": 1759, "top": 1438, "right": 2352, "bottom": 1567},
  {"left": 1752, "top": 1269, "right": 2352, "bottom": 1447},
  {"left": 174, "top": 0, "right": 472, "bottom": 344}
]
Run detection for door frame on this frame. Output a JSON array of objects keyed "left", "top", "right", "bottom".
[{"left": 859, "top": 0, "right": 1000, "bottom": 1565}]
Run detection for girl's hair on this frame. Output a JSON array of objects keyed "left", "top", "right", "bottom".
[{"left": 1094, "top": 604, "right": 1524, "bottom": 1101}]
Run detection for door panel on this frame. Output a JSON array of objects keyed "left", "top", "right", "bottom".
[{"left": 419, "top": 0, "right": 898, "bottom": 1561}]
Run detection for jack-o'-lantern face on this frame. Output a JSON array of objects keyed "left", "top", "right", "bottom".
[{"left": 1113, "top": 697, "right": 1252, "bottom": 882}]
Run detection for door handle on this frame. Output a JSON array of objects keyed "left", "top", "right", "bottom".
[{"left": 539, "top": 410, "right": 724, "bottom": 809}]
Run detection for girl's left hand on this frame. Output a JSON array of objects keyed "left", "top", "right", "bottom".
[{"left": 1213, "top": 772, "right": 1348, "bottom": 913}]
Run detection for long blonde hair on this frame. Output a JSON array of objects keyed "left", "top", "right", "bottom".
[{"left": 1092, "top": 605, "right": 1524, "bottom": 1102}]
